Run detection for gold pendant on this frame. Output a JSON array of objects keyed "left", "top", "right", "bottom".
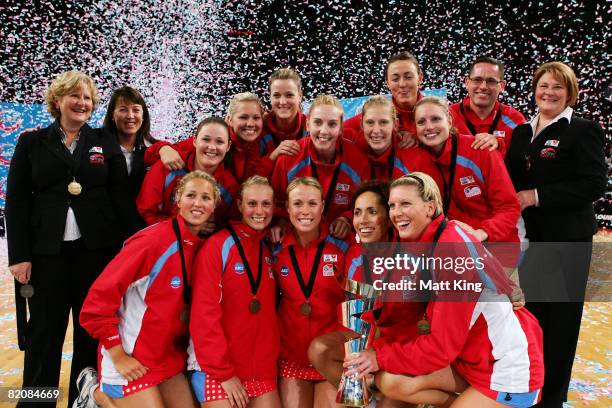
[{"left": 67, "top": 178, "right": 82, "bottom": 195}]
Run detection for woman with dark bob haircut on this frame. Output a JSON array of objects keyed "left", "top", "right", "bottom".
[{"left": 103, "top": 86, "right": 158, "bottom": 201}]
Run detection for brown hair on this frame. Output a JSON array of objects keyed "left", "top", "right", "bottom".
[
  {"left": 532, "top": 61, "right": 579, "bottom": 107},
  {"left": 468, "top": 56, "right": 505, "bottom": 80},
  {"left": 103, "top": 86, "right": 157, "bottom": 147},
  {"left": 384, "top": 51, "right": 423, "bottom": 80}
]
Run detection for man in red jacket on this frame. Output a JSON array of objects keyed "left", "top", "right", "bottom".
[{"left": 450, "top": 56, "right": 526, "bottom": 157}]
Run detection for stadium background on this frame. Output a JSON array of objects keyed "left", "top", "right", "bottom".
[{"left": 0, "top": 2, "right": 610, "bottom": 406}]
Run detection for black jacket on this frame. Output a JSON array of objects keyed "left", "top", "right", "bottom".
[
  {"left": 6, "top": 121, "right": 140, "bottom": 265},
  {"left": 507, "top": 115, "right": 606, "bottom": 241}
]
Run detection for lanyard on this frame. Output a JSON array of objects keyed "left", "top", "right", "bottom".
[
  {"left": 227, "top": 224, "right": 263, "bottom": 297},
  {"left": 419, "top": 217, "right": 448, "bottom": 301},
  {"left": 172, "top": 219, "right": 190, "bottom": 305},
  {"left": 437, "top": 135, "right": 458, "bottom": 215},
  {"left": 459, "top": 103, "right": 502, "bottom": 136},
  {"left": 288, "top": 240, "right": 326, "bottom": 300},
  {"left": 310, "top": 159, "right": 342, "bottom": 217},
  {"left": 369, "top": 146, "right": 395, "bottom": 180}
]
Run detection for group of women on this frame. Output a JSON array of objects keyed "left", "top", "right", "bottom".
[{"left": 5, "top": 50, "right": 606, "bottom": 408}]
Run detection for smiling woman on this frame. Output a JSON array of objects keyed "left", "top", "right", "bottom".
[
  {"left": 5, "top": 70, "right": 139, "bottom": 407},
  {"left": 136, "top": 116, "right": 240, "bottom": 235},
  {"left": 507, "top": 61, "right": 607, "bottom": 406}
]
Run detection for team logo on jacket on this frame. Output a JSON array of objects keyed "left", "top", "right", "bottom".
[
  {"left": 322, "top": 264, "right": 335, "bottom": 277},
  {"left": 459, "top": 176, "right": 475, "bottom": 185},
  {"left": 336, "top": 183, "right": 350, "bottom": 192},
  {"left": 323, "top": 254, "right": 337, "bottom": 262},
  {"left": 335, "top": 193, "right": 349, "bottom": 205},
  {"left": 493, "top": 130, "right": 505, "bottom": 138},
  {"left": 234, "top": 263, "right": 245, "bottom": 274},
  {"left": 464, "top": 186, "right": 481, "bottom": 198},
  {"left": 280, "top": 266, "right": 290, "bottom": 277},
  {"left": 545, "top": 139, "right": 560, "bottom": 147},
  {"left": 540, "top": 147, "right": 556, "bottom": 159},
  {"left": 170, "top": 276, "right": 182, "bottom": 288},
  {"left": 89, "top": 146, "right": 103, "bottom": 153},
  {"left": 89, "top": 153, "right": 105, "bottom": 165}
]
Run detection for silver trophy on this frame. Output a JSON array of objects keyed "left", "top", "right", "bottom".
[{"left": 336, "top": 277, "right": 380, "bottom": 407}]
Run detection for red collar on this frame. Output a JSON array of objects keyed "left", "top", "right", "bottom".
[
  {"left": 462, "top": 96, "right": 500, "bottom": 122},
  {"left": 306, "top": 137, "right": 342, "bottom": 166},
  {"left": 229, "top": 220, "right": 268, "bottom": 241},
  {"left": 282, "top": 223, "right": 329, "bottom": 249},
  {"left": 265, "top": 111, "right": 306, "bottom": 141}
]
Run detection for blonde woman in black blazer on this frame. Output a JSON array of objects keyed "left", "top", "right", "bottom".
[
  {"left": 507, "top": 62, "right": 606, "bottom": 408},
  {"left": 6, "top": 71, "right": 138, "bottom": 407}
]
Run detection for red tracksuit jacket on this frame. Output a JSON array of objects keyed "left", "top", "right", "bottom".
[
  {"left": 136, "top": 150, "right": 239, "bottom": 227},
  {"left": 259, "top": 111, "right": 309, "bottom": 178},
  {"left": 450, "top": 97, "right": 526, "bottom": 158},
  {"left": 271, "top": 137, "right": 369, "bottom": 223},
  {"left": 143, "top": 129, "right": 274, "bottom": 183},
  {"left": 188, "top": 221, "right": 279, "bottom": 382},
  {"left": 345, "top": 243, "right": 426, "bottom": 347},
  {"left": 274, "top": 228, "right": 348, "bottom": 366},
  {"left": 80, "top": 215, "right": 202, "bottom": 384},
  {"left": 376, "top": 216, "right": 544, "bottom": 396},
  {"left": 344, "top": 94, "right": 424, "bottom": 145},
  {"left": 361, "top": 140, "right": 443, "bottom": 185},
  {"left": 428, "top": 134, "right": 520, "bottom": 243}
]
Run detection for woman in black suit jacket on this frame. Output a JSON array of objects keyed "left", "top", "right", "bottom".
[
  {"left": 507, "top": 62, "right": 606, "bottom": 408},
  {"left": 103, "top": 85, "right": 159, "bottom": 201},
  {"left": 6, "top": 71, "right": 137, "bottom": 407}
]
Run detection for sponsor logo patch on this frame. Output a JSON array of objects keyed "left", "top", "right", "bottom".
[
  {"left": 336, "top": 183, "right": 350, "bottom": 192},
  {"left": 493, "top": 130, "right": 506, "bottom": 138},
  {"left": 464, "top": 186, "right": 482, "bottom": 198},
  {"left": 540, "top": 147, "right": 556, "bottom": 159},
  {"left": 459, "top": 176, "right": 475, "bottom": 185},
  {"left": 89, "top": 153, "right": 105, "bottom": 164},
  {"left": 323, "top": 254, "right": 337, "bottom": 262},
  {"left": 335, "top": 193, "right": 349, "bottom": 205},
  {"left": 323, "top": 264, "right": 335, "bottom": 276},
  {"left": 89, "top": 146, "right": 103, "bottom": 153},
  {"left": 170, "top": 276, "right": 182, "bottom": 288},
  {"left": 234, "top": 262, "right": 245, "bottom": 274},
  {"left": 280, "top": 266, "right": 290, "bottom": 277},
  {"left": 545, "top": 139, "right": 560, "bottom": 147}
]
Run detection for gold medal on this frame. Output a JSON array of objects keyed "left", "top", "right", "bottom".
[
  {"left": 67, "top": 178, "right": 82, "bottom": 195},
  {"left": 249, "top": 299, "right": 261, "bottom": 314},
  {"left": 300, "top": 301, "right": 312, "bottom": 317},
  {"left": 417, "top": 318, "right": 430, "bottom": 334}
]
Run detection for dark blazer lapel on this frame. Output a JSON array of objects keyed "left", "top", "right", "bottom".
[
  {"left": 40, "top": 122, "right": 75, "bottom": 167},
  {"left": 73, "top": 124, "right": 93, "bottom": 172}
]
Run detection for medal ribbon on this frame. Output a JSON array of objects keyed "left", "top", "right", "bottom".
[
  {"left": 227, "top": 224, "right": 263, "bottom": 298},
  {"left": 310, "top": 156, "right": 342, "bottom": 218},
  {"left": 369, "top": 146, "right": 395, "bottom": 180},
  {"left": 459, "top": 102, "right": 502, "bottom": 136},
  {"left": 437, "top": 134, "right": 458, "bottom": 215},
  {"left": 172, "top": 218, "right": 190, "bottom": 306},
  {"left": 288, "top": 240, "right": 326, "bottom": 301}
]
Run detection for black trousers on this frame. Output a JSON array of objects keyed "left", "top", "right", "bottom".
[
  {"left": 18, "top": 240, "right": 114, "bottom": 408},
  {"left": 520, "top": 238, "right": 593, "bottom": 408}
]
